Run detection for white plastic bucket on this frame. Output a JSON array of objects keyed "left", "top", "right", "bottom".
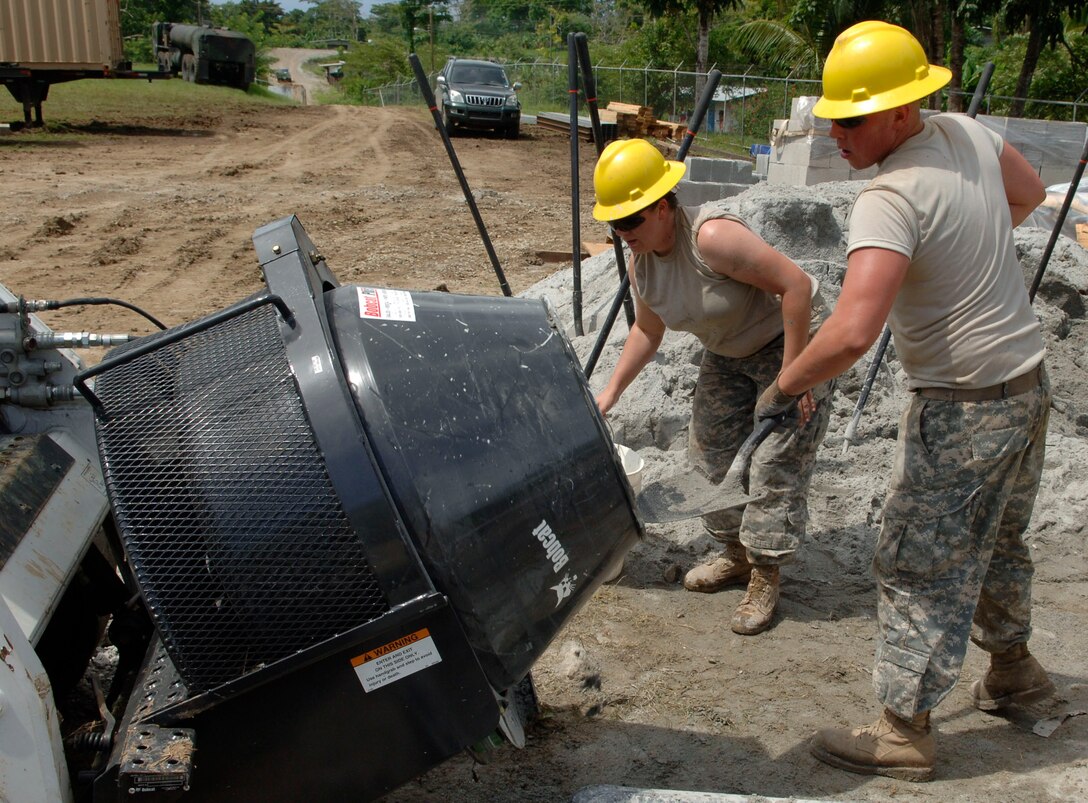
[
  {"left": 614, "top": 444, "right": 645, "bottom": 494},
  {"left": 604, "top": 444, "right": 644, "bottom": 583}
]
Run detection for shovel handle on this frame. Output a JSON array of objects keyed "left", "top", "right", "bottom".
[{"left": 722, "top": 412, "right": 788, "bottom": 490}]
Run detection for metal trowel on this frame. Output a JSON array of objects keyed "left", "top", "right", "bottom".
[{"left": 635, "top": 413, "right": 784, "bottom": 524}]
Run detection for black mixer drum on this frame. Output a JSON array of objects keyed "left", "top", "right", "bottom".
[
  {"left": 329, "top": 286, "right": 640, "bottom": 690},
  {"left": 81, "top": 217, "right": 644, "bottom": 801}
]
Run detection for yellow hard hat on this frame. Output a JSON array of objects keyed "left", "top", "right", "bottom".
[
  {"left": 592, "top": 139, "right": 686, "bottom": 221},
  {"left": 813, "top": 21, "right": 952, "bottom": 120}
]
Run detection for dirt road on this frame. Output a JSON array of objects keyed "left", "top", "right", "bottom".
[
  {"left": 268, "top": 47, "right": 337, "bottom": 104},
  {"left": 2, "top": 97, "right": 1085, "bottom": 802}
]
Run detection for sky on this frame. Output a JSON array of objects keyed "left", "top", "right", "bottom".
[
  {"left": 269, "top": 1, "right": 375, "bottom": 14},
  {"left": 212, "top": 1, "right": 375, "bottom": 15}
]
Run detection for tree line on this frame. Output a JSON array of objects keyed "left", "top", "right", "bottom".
[{"left": 119, "top": 1, "right": 1087, "bottom": 120}]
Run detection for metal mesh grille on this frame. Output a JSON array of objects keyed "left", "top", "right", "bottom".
[
  {"left": 465, "top": 94, "right": 503, "bottom": 106},
  {"left": 93, "top": 304, "right": 389, "bottom": 693}
]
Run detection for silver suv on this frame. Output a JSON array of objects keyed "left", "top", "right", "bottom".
[{"left": 436, "top": 58, "right": 521, "bottom": 139}]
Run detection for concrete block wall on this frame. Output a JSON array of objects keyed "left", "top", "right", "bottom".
[
  {"left": 676, "top": 156, "right": 759, "bottom": 206},
  {"left": 976, "top": 115, "right": 1088, "bottom": 188},
  {"left": 768, "top": 98, "right": 1088, "bottom": 190},
  {"left": 767, "top": 129, "right": 876, "bottom": 185},
  {"left": 686, "top": 157, "right": 755, "bottom": 183}
]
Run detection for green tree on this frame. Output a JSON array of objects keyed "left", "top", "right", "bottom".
[
  {"left": 370, "top": 3, "right": 405, "bottom": 35},
  {"left": 643, "top": 0, "right": 742, "bottom": 77},
  {"left": 208, "top": 4, "right": 273, "bottom": 42},
  {"left": 398, "top": 0, "right": 450, "bottom": 53},
  {"left": 234, "top": 1, "right": 285, "bottom": 31},
  {"left": 969, "top": 19, "right": 1087, "bottom": 119},
  {"left": 733, "top": 0, "right": 893, "bottom": 79},
  {"left": 461, "top": 0, "right": 593, "bottom": 34},
  {"left": 340, "top": 34, "right": 416, "bottom": 98},
  {"left": 304, "top": 0, "right": 364, "bottom": 42},
  {"left": 990, "top": 0, "right": 1084, "bottom": 116}
]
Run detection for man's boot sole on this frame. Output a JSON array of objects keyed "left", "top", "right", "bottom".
[
  {"left": 810, "top": 742, "right": 934, "bottom": 782},
  {"left": 971, "top": 678, "right": 1057, "bottom": 711}
]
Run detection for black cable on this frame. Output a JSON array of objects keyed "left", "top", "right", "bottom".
[{"left": 45, "top": 297, "right": 168, "bottom": 330}]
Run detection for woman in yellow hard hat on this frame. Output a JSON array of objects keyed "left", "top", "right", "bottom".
[
  {"left": 592, "top": 137, "right": 834, "bottom": 636},
  {"left": 757, "top": 21, "right": 1052, "bottom": 781}
]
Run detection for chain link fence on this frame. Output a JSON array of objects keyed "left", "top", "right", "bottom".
[
  {"left": 357, "top": 62, "right": 820, "bottom": 149},
  {"left": 357, "top": 60, "right": 1086, "bottom": 147}
]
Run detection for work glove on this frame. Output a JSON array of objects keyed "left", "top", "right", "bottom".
[{"left": 755, "top": 378, "right": 799, "bottom": 420}]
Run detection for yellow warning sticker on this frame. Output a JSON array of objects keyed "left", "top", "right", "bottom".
[{"left": 351, "top": 628, "right": 442, "bottom": 692}]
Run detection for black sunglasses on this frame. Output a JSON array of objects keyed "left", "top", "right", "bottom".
[
  {"left": 836, "top": 115, "right": 867, "bottom": 129},
  {"left": 611, "top": 212, "right": 646, "bottom": 232}
]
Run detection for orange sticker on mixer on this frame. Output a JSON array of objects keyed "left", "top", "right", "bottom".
[{"left": 351, "top": 628, "right": 441, "bottom": 692}]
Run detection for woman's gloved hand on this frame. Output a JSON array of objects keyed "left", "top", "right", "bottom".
[{"left": 755, "top": 379, "right": 799, "bottom": 420}]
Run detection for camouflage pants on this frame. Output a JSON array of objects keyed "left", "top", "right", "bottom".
[
  {"left": 688, "top": 317, "right": 833, "bottom": 566},
  {"left": 873, "top": 366, "right": 1050, "bottom": 719}
]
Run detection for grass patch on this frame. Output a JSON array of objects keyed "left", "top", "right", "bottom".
[{"left": 0, "top": 74, "right": 295, "bottom": 134}]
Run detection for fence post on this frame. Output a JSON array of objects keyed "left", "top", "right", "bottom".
[
  {"left": 672, "top": 66, "right": 676, "bottom": 120},
  {"left": 741, "top": 67, "right": 750, "bottom": 140},
  {"left": 668, "top": 63, "right": 675, "bottom": 119},
  {"left": 783, "top": 67, "right": 792, "bottom": 120}
]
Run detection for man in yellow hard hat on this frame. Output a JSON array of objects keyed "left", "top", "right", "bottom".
[
  {"left": 592, "top": 137, "right": 833, "bottom": 635},
  {"left": 756, "top": 20, "right": 1054, "bottom": 780}
]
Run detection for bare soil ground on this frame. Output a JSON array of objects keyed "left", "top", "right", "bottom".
[
  {"left": 3, "top": 88, "right": 1085, "bottom": 803},
  {"left": 0, "top": 101, "right": 584, "bottom": 334}
]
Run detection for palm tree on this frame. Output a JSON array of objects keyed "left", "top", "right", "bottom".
[{"left": 733, "top": 0, "right": 891, "bottom": 79}]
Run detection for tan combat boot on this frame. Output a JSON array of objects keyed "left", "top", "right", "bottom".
[
  {"left": 730, "top": 565, "right": 779, "bottom": 635},
  {"left": 683, "top": 541, "right": 751, "bottom": 593},
  {"left": 811, "top": 708, "right": 935, "bottom": 782},
  {"left": 972, "top": 643, "right": 1056, "bottom": 711}
]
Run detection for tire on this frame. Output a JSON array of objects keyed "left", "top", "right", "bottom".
[
  {"left": 504, "top": 121, "right": 520, "bottom": 140},
  {"left": 442, "top": 106, "right": 456, "bottom": 135}
]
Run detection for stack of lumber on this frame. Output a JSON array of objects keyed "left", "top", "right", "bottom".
[
  {"left": 534, "top": 112, "right": 617, "bottom": 143},
  {"left": 605, "top": 102, "right": 686, "bottom": 140}
]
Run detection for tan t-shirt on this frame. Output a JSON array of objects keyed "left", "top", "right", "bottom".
[
  {"left": 848, "top": 114, "right": 1044, "bottom": 389},
  {"left": 632, "top": 206, "right": 811, "bottom": 358}
]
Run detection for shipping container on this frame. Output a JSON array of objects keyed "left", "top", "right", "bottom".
[{"left": 0, "top": 0, "right": 125, "bottom": 70}]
